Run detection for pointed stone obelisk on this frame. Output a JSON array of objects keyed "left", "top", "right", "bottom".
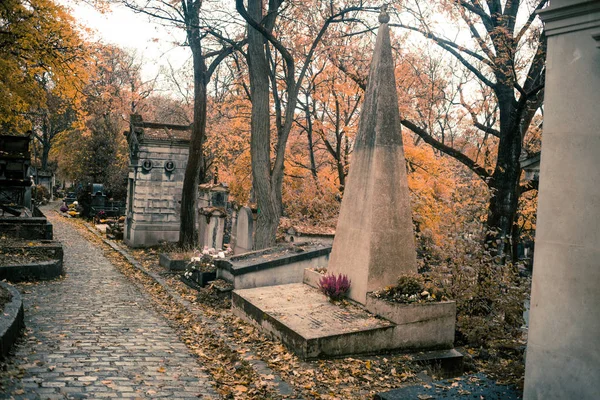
[{"left": 327, "top": 6, "right": 417, "bottom": 304}]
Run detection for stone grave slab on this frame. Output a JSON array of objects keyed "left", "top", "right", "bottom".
[{"left": 232, "top": 283, "right": 395, "bottom": 359}]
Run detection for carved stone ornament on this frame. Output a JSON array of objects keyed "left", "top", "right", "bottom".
[
  {"left": 141, "top": 159, "right": 153, "bottom": 171},
  {"left": 164, "top": 160, "right": 175, "bottom": 172}
]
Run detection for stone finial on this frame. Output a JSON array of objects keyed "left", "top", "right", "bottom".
[{"left": 378, "top": 4, "right": 390, "bottom": 24}]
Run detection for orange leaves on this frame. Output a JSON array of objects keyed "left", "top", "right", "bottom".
[{"left": 0, "top": 0, "right": 87, "bottom": 131}]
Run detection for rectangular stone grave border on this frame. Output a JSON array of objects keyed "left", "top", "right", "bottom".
[
  {"left": 0, "top": 260, "right": 63, "bottom": 282},
  {"left": 365, "top": 294, "right": 456, "bottom": 351},
  {"left": 216, "top": 245, "right": 331, "bottom": 289},
  {"left": 186, "top": 270, "right": 217, "bottom": 287},
  {"left": 159, "top": 252, "right": 191, "bottom": 271},
  {"left": 0, "top": 281, "right": 24, "bottom": 360},
  {"left": 0, "top": 240, "right": 64, "bottom": 282},
  {"left": 231, "top": 285, "right": 396, "bottom": 360},
  {"left": 0, "top": 217, "right": 53, "bottom": 240}
]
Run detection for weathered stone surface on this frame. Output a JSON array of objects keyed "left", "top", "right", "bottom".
[
  {"left": 326, "top": 19, "right": 417, "bottom": 304},
  {"left": 365, "top": 295, "right": 455, "bottom": 350},
  {"left": 0, "top": 259, "right": 63, "bottom": 282},
  {"left": 124, "top": 116, "right": 191, "bottom": 247},
  {"left": 234, "top": 206, "right": 254, "bottom": 254},
  {"left": 0, "top": 281, "right": 24, "bottom": 360},
  {"left": 232, "top": 283, "right": 395, "bottom": 359},
  {"left": 199, "top": 210, "right": 226, "bottom": 250},
  {"left": 233, "top": 283, "right": 455, "bottom": 359},
  {"left": 158, "top": 253, "right": 189, "bottom": 271},
  {"left": 524, "top": 2, "right": 600, "bottom": 399},
  {"left": 0, "top": 217, "right": 53, "bottom": 241},
  {"left": 217, "top": 245, "right": 330, "bottom": 289},
  {"left": 303, "top": 267, "right": 324, "bottom": 289}
]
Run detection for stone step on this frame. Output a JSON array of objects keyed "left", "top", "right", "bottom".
[{"left": 409, "top": 348, "right": 464, "bottom": 378}]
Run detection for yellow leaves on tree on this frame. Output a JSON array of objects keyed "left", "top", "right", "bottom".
[{"left": 0, "top": 0, "right": 87, "bottom": 132}]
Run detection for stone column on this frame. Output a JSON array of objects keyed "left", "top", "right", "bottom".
[{"left": 524, "top": 1, "right": 600, "bottom": 398}]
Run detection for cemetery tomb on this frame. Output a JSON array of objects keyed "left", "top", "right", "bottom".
[
  {"left": 124, "top": 114, "right": 191, "bottom": 247},
  {"left": 232, "top": 8, "right": 457, "bottom": 360}
]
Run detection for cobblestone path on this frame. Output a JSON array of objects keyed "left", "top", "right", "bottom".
[{"left": 0, "top": 209, "right": 218, "bottom": 399}]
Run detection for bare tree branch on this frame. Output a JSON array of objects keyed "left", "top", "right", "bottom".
[{"left": 401, "top": 118, "right": 491, "bottom": 181}]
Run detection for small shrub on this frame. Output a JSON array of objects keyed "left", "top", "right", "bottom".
[
  {"left": 372, "top": 273, "right": 444, "bottom": 304},
  {"left": 33, "top": 185, "right": 50, "bottom": 204},
  {"left": 318, "top": 273, "right": 351, "bottom": 300},
  {"left": 396, "top": 274, "right": 424, "bottom": 296}
]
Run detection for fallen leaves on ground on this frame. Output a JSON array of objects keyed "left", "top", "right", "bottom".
[{"left": 71, "top": 218, "right": 522, "bottom": 399}]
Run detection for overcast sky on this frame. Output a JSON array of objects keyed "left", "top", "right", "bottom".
[{"left": 59, "top": 1, "right": 190, "bottom": 81}]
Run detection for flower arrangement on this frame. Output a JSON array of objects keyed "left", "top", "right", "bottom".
[
  {"left": 183, "top": 247, "right": 232, "bottom": 279},
  {"left": 184, "top": 254, "right": 216, "bottom": 278},
  {"left": 318, "top": 273, "right": 351, "bottom": 301}
]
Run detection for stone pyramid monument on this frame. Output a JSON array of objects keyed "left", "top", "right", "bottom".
[
  {"left": 327, "top": 6, "right": 417, "bottom": 304},
  {"left": 231, "top": 9, "right": 456, "bottom": 360}
]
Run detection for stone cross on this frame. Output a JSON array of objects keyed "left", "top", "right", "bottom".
[{"left": 326, "top": 6, "right": 417, "bottom": 304}]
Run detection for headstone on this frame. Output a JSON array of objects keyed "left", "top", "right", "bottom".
[
  {"left": 197, "top": 184, "right": 230, "bottom": 250},
  {"left": 326, "top": 8, "right": 417, "bottom": 304},
  {"left": 199, "top": 208, "right": 227, "bottom": 250},
  {"left": 234, "top": 206, "right": 254, "bottom": 254},
  {"left": 523, "top": 1, "right": 600, "bottom": 398}
]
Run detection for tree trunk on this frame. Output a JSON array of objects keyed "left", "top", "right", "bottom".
[
  {"left": 41, "top": 142, "right": 50, "bottom": 170},
  {"left": 306, "top": 115, "right": 318, "bottom": 181},
  {"left": 485, "top": 85, "right": 521, "bottom": 259},
  {"left": 247, "top": 0, "right": 278, "bottom": 249},
  {"left": 40, "top": 115, "right": 51, "bottom": 170},
  {"left": 179, "top": 3, "right": 207, "bottom": 249}
]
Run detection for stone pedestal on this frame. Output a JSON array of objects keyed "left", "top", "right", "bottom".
[{"left": 524, "top": 2, "right": 600, "bottom": 399}]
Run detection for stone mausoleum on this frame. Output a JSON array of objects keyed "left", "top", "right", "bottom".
[{"left": 124, "top": 115, "right": 191, "bottom": 247}]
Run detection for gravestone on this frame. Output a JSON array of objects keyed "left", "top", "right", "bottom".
[
  {"left": 199, "top": 208, "right": 227, "bottom": 250},
  {"left": 326, "top": 6, "right": 417, "bottom": 304},
  {"left": 197, "top": 183, "right": 229, "bottom": 250},
  {"left": 234, "top": 206, "right": 254, "bottom": 254}
]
